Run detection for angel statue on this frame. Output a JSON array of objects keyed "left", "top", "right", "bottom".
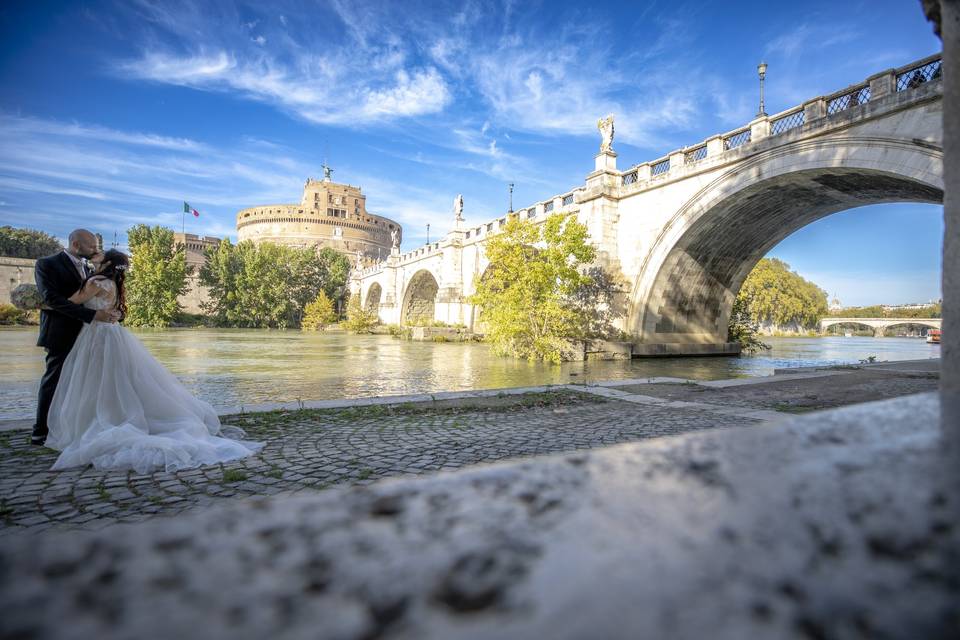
[
  {"left": 390, "top": 227, "right": 400, "bottom": 249},
  {"left": 453, "top": 194, "right": 464, "bottom": 221},
  {"left": 355, "top": 249, "right": 363, "bottom": 268},
  {"left": 597, "top": 115, "right": 615, "bottom": 153}
]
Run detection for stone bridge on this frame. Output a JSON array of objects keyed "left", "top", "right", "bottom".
[
  {"left": 352, "top": 54, "right": 944, "bottom": 355},
  {"left": 819, "top": 317, "right": 942, "bottom": 336}
]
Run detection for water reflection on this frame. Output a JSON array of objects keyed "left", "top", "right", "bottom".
[{"left": 0, "top": 328, "right": 939, "bottom": 420}]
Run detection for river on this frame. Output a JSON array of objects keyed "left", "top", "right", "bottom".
[{"left": 0, "top": 327, "right": 940, "bottom": 420}]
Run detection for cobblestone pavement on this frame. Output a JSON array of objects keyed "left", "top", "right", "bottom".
[{"left": 0, "top": 391, "right": 761, "bottom": 534}]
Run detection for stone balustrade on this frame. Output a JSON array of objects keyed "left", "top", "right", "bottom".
[{"left": 619, "top": 52, "right": 943, "bottom": 190}]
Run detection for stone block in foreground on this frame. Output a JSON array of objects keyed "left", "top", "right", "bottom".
[{"left": 1, "top": 393, "right": 957, "bottom": 639}]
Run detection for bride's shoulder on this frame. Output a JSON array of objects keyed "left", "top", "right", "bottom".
[{"left": 90, "top": 276, "right": 116, "bottom": 291}]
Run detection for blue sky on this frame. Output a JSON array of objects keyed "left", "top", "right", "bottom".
[{"left": 0, "top": 0, "right": 943, "bottom": 306}]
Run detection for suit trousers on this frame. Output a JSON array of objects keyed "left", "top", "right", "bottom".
[{"left": 32, "top": 348, "right": 70, "bottom": 440}]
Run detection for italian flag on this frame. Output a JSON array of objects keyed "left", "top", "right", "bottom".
[{"left": 183, "top": 202, "right": 200, "bottom": 217}]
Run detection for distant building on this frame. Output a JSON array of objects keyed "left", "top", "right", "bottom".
[
  {"left": 235, "top": 170, "right": 401, "bottom": 267},
  {"left": 880, "top": 301, "right": 940, "bottom": 311},
  {"left": 172, "top": 232, "right": 220, "bottom": 314}
]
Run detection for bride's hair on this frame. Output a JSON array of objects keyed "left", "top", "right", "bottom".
[{"left": 86, "top": 249, "right": 129, "bottom": 320}]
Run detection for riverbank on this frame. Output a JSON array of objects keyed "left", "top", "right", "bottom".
[
  {"left": 0, "top": 359, "right": 939, "bottom": 533},
  {"left": 0, "top": 328, "right": 941, "bottom": 420},
  {"left": 1, "top": 384, "right": 954, "bottom": 639}
]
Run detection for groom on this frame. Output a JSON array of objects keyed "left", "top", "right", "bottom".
[{"left": 31, "top": 229, "right": 120, "bottom": 446}]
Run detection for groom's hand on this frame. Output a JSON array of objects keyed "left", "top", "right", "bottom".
[{"left": 94, "top": 309, "right": 120, "bottom": 323}]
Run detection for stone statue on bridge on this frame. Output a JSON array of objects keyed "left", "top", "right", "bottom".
[
  {"left": 391, "top": 227, "right": 400, "bottom": 249},
  {"left": 597, "top": 115, "right": 615, "bottom": 153},
  {"left": 454, "top": 194, "right": 464, "bottom": 221}
]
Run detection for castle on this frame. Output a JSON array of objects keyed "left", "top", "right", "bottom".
[
  {"left": 170, "top": 169, "right": 402, "bottom": 313},
  {"left": 235, "top": 168, "right": 401, "bottom": 266}
]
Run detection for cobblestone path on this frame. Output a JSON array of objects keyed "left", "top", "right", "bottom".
[{"left": 0, "top": 391, "right": 761, "bottom": 534}]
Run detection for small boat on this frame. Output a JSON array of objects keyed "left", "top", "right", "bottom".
[
  {"left": 926, "top": 329, "right": 941, "bottom": 344},
  {"left": 844, "top": 331, "right": 853, "bottom": 338}
]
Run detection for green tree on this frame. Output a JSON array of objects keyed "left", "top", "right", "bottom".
[
  {"left": 199, "top": 240, "right": 352, "bottom": 328},
  {"left": 317, "top": 247, "right": 351, "bottom": 308},
  {"left": 0, "top": 226, "right": 62, "bottom": 259},
  {"left": 735, "top": 258, "right": 828, "bottom": 331},
  {"left": 342, "top": 293, "right": 377, "bottom": 333},
  {"left": 301, "top": 291, "right": 337, "bottom": 331},
  {"left": 469, "top": 213, "right": 597, "bottom": 363},
  {"left": 125, "top": 225, "right": 188, "bottom": 327}
]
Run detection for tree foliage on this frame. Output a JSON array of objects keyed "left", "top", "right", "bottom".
[
  {"left": 199, "top": 240, "right": 350, "bottom": 329},
  {"left": 125, "top": 225, "right": 188, "bottom": 327},
  {"left": 735, "top": 258, "right": 828, "bottom": 331},
  {"left": 469, "top": 213, "right": 602, "bottom": 363},
  {"left": 342, "top": 293, "right": 378, "bottom": 333},
  {"left": 0, "top": 226, "right": 62, "bottom": 259},
  {"left": 727, "top": 294, "right": 770, "bottom": 353},
  {"left": 301, "top": 291, "right": 337, "bottom": 331},
  {"left": 826, "top": 302, "right": 941, "bottom": 318}
]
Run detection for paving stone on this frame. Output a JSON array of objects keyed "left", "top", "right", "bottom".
[{"left": 0, "top": 392, "right": 762, "bottom": 532}]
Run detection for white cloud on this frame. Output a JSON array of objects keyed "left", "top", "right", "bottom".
[
  {"left": 0, "top": 114, "right": 498, "bottom": 251},
  {"left": 0, "top": 114, "right": 206, "bottom": 151}
]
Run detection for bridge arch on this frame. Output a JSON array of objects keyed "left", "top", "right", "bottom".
[
  {"left": 401, "top": 269, "right": 440, "bottom": 325},
  {"left": 882, "top": 320, "right": 941, "bottom": 331},
  {"left": 629, "top": 136, "right": 943, "bottom": 344},
  {"left": 364, "top": 282, "right": 382, "bottom": 317}
]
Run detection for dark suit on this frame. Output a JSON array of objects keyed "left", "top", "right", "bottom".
[{"left": 32, "top": 252, "right": 96, "bottom": 441}]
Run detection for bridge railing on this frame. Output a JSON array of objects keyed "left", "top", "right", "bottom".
[
  {"left": 895, "top": 56, "right": 942, "bottom": 91},
  {"left": 823, "top": 79, "right": 870, "bottom": 115},
  {"left": 620, "top": 52, "right": 942, "bottom": 188},
  {"left": 722, "top": 127, "right": 751, "bottom": 150},
  {"left": 770, "top": 107, "right": 805, "bottom": 135}
]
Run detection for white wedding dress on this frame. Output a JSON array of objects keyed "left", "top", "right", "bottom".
[{"left": 46, "top": 279, "right": 263, "bottom": 473}]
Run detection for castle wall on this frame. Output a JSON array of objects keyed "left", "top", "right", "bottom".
[
  {"left": 0, "top": 256, "right": 36, "bottom": 305},
  {"left": 173, "top": 233, "right": 219, "bottom": 315},
  {"left": 236, "top": 178, "right": 400, "bottom": 267}
]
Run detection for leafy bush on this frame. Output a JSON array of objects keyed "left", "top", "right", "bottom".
[
  {"left": 342, "top": 294, "right": 378, "bottom": 333},
  {"left": 302, "top": 291, "right": 337, "bottom": 331},
  {"left": 727, "top": 295, "right": 770, "bottom": 354},
  {"left": 0, "top": 303, "right": 38, "bottom": 325},
  {"left": 171, "top": 312, "right": 209, "bottom": 327}
]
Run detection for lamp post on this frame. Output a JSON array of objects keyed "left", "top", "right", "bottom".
[
  {"left": 508, "top": 182, "right": 514, "bottom": 213},
  {"left": 757, "top": 61, "right": 768, "bottom": 117}
]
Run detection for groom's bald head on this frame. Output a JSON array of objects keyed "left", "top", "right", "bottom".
[{"left": 68, "top": 229, "right": 98, "bottom": 258}]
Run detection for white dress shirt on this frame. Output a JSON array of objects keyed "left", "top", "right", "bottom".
[{"left": 63, "top": 250, "right": 87, "bottom": 281}]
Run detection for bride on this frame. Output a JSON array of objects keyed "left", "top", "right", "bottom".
[{"left": 46, "top": 248, "right": 263, "bottom": 474}]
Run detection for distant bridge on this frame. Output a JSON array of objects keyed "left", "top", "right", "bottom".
[
  {"left": 353, "top": 53, "right": 943, "bottom": 355},
  {"left": 819, "top": 317, "right": 942, "bottom": 336}
]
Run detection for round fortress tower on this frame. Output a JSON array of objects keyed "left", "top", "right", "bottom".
[{"left": 236, "top": 170, "right": 401, "bottom": 265}]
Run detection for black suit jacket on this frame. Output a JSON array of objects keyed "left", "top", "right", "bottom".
[{"left": 35, "top": 252, "right": 96, "bottom": 352}]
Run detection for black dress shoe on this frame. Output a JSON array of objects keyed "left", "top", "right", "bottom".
[{"left": 30, "top": 434, "right": 46, "bottom": 446}]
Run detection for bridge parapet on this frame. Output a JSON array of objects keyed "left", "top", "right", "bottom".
[
  {"left": 619, "top": 53, "right": 942, "bottom": 190},
  {"left": 383, "top": 187, "right": 584, "bottom": 272},
  {"left": 819, "top": 317, "right": 943, "bottom": 330}
]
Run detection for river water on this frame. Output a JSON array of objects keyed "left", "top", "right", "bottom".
[{"left": 0, "top": 327, "right": 940, "bottom": 420}]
